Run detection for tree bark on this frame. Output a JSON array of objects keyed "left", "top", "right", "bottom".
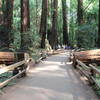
[
  {"left": 4, "top": 0, "right": 14, "bottom": 29},
  {"left": 0, "top": 0, "right": 14, "bottom": 50},
  {"left": 77, "top": 0, "right": 83, "bottom": 25},
  {"left": 77, "top": 0, "right": 84, "bottom": 48},
  {"left": 51, "top": 0, "right": 58, "bottom": 49},
  {"left": 5, "top": 0, "right": 14, "bottom": 44},
  {"left": 62, "top": 0, "right": 69, "bottom": 46},
  {"left": 36, "top": 0, "right": 38, "bottom": 31},
  {"left": 73, "top": 49, "right": 100, "bottom": 64},
  {"left": 21, "top": 0, "right": 31, "bottom": 51},
  {"left": 0, "top": 0, "right": 3, "bottom": 24},
  {"left": 21, "top": 0, "right": 30, "bottom": 32},
  {"left": 39, "top": 0, "right": 48, "bottom": 48},
  {"left": 97, "top": 0, "right": 100, "bottom": 47}
]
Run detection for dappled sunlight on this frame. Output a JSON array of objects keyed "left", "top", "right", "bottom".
[
  {"left": 44, "top": 60, "right": 66, "bottom": 66},
  {"left": 28, "top": 65, "right": 65, "bottom": 74},
  {"left": 0, "top": 53, "right": 98, "bottom": 100},
  {"left": 53, "top": 53, "right": 70, "bottom": 57},
  {"left": 36, "top": 65, "right": 60, "bottom": 70},
  {"left": 28, "top": 54, "right": 68, "bottom": 74},
  {"left": 43, "top": 61, "right": 61, "bottom": 65},
  {"left": 66, "top": 61, "right": 73, "bottom": 65}
]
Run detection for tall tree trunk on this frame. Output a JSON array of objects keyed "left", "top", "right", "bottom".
[
  {"left": 77, "top": 0, "right": 83, "bottom": 48},
  {"left": 62, "top": 0, "right": 69, "bottom": 46},
  {"left": 51, "top": 0, "right": 58, "bottom": 49},
  {"left": 21, "top": 0, "right": 31, "bottom": 51},
  {"left": 0, "top": 0, "right": 14, "bottom": 50},
  {"left": 97, "top": 0, "right": 100, "bottom": 47},
  {"left": 36, "top": 0, "right": 38, "bottom": 32},
  {"left": 77, "top": 0, "right": 83, "bottom": 25},
  {"left": 4, "top": 0, "right": 14, "bottom": 30},
  {"left": 39, "top": 0, "right": 48, "bottom": 48},
  {"left": 5, "top": 0, "right": 14, "bottom": 44},
  {"left": 21, "top": 0, "right": 30, "bottom": 32},
  {"left": 0, "top": 0, "right": 3, "bottom": 24},
  {"left": 47, "top": 0, "right": 53, "bottom": 45}
]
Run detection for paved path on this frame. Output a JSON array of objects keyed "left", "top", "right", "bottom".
[{"left": 0, "top": 52, "right": 99, "bottom": 100}]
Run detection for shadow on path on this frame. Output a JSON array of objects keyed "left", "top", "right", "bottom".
[{"left": 0, "top": 52, "right": 99, "bottom": 100}]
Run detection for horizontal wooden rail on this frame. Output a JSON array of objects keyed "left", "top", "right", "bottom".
[
  {"left": 76, "top": 65, "right": 90, "bottom": 79},
  {"left": 0, "top": 70, "right": 26, "bottom": 89},
  {"left": 0, "top": 60, "right": 27, "bottom": 89},
  {"left": 91, "top": 77, "right": 100, "bottom": 88},
  {"left": 89, "top": 64, "right": 100, "bottom": 75},
  {"left": 0, "top": 60, "right": 25, "bottom": 75},
  {"left": 76, "top": 60, "right": 90, "bottom": 70},
  {"left": 75, "top": 59, "right": 100, "bottom": 89},
  {"left": 0, "top": 52, "right": 31, "bottom": 89}
]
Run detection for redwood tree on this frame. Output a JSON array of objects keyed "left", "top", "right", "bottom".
[
  {"left": 39, "top": 0, "right": 48, "bottom": 48},
  {"left": 0, "top": 0, "right": 3, "bottom": 24},
  {"left": 77, "top": 0, "right": 83, "bottom": 25},
  {"left": 21, "top": 0, "right": 31, "bottom": 51},
  {"left": 62, "top": 0, "right": 69, "bottom": 46},
  {"left": 51, "top": 0, "right": 58, "bottom": 49},
  {"left": 4, "top": 0, "right": 14, "bottom": 30},
  {"left": 21, "top": 0, "right": 30, "bottom": 32},
  {"left": 77, "top": 0, "right": 84, "bottom": 48},
  {"left": 0, "top": 0, "right": 14, "bottom": 50},
  {"left": 97, "top": 0, "right": 100, "bottom": 47}
]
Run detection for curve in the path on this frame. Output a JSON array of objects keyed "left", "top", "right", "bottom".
[{"left": 0, "top": 52, "right": 99, "bottom": 100}]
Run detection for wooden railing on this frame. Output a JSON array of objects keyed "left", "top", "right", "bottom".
[
  {"left": 0, "top": 52, "right": 30, "bottom": 89},
  {"left": 0, "top": 60, "right": 28, "bottom": 89},
  {"left": 76, "top": 59, "right": 100, "bottom": 89}
]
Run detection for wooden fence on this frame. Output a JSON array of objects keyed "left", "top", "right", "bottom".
[
  {"left": 76, "top": 59, "right": 100, "bottom": 89},
  {"left": 0, "top": 52, "right": 30, "bottom": 89}
]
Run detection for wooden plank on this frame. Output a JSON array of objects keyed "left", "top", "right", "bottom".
[
  {"left": 0, "top": 70, "right": 26, "bottom": 89},
  {"left": 0, "top": 52, "right": 14, "bottom": 58},
  {"left": 0, "top": 52, "right": 14, "bottom": 60},
  {"left": 0, "top": 52, "right": 25, "bottom": 65},
  {"left": 76, "top": 60, "right": 90, "bottom": 70},
  {"left": 73, "top": 49, "right": 100, "bottom": 63},
  {"left": 0, "top": 60, "right": 25, "bottom": 75},
  {"left": 91, "top": 77, "right": 100, "bottom": 89},
  {"left": 89, "top": 64, "right": 100, "bottom": 75},
  {"left": 76, "top": 65, "right": 90, "bottom": 79}
]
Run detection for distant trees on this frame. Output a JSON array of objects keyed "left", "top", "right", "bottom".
[
  {"left": 39, "top": 0, "right": 48, "bottom": 48},
  {"left": 40, "top": 0, "right": 58, "bottom": 49},
  {"left": 62, "top": 0, "right": 69, "bottom": 46},
  {"left": 0, "top": 0, "right": 98, "bottom": 51}
]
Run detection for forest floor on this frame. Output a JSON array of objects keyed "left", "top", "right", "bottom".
[{"left": 0, "top": 51, "right": 99, "bottom": 100}]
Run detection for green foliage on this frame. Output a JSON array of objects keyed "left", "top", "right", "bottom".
[
  {"left": 69, "top": 0, "right": 99, "bottom": 49},
  {"left": 11, "top": 30, "right": 21, "bottom": 51},
  {"left": 76, "top": 22, "right": 98, "bottom": 49}
]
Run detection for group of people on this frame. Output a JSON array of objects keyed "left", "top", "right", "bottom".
[{"left": 56, "top": 45, "right": 71, "bottom": 50}]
